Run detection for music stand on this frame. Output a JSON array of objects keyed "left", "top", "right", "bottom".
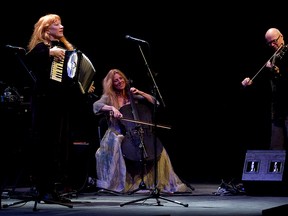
[
  {"left": 120, "top": 41, "right": 188, "bottom": 207},
  {"left": 1, "top": 45, "right": 73, "bottom": 211}
]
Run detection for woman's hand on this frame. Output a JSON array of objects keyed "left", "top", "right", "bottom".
[
  {"left": 50, "top": 46, "right": 65, "bottom": 62},
  {"left": 130, "top": 87, "right": 143, "bottom": 95},
  {"left": 111, "top": 106, "right": 123, "bottom": 119},
  {"left": 88, "top": 81, "right": 95, "bottom": 93},
  {"left": 130, "top": 87, "right": 156, "bottom": 104}
]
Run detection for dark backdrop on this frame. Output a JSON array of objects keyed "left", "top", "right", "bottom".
[{"left": 1, "top": 1, "right": 287, "bottom": 184}]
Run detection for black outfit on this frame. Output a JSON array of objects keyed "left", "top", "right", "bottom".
[
  {"left": 268, "top": 45, "right": 288, "bottom": 150},
  {"left": 25, "top": 41, "right": 94, "bottom": 199}
]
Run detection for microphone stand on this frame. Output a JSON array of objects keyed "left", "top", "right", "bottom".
[
  {"left": 11, "top": 48, "right": 37, "bottom": 84},
  {"left": 120, "top": 43, "right": 188, "bottom": 207}
]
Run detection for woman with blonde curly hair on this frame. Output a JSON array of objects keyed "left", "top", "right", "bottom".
[{"left": 93, "top": 68, "right": 192, "bottom": 194}]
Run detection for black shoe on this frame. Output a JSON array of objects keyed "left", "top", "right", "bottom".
[
  {"left": 41, "top": 192, "right": 71, "bottom": 203},
  {"left": 51, "top": 192, "right": 72, "bottom": 203}
]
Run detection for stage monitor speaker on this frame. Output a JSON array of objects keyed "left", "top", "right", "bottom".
[{"left": 241, "top": 150, "right": 288, "bottom": 195}]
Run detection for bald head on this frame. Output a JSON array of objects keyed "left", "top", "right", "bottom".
[
  {"left": 265, "top": 28, "right": 284, "bottom": 49},
  {"left": 265, "top": 28, "right": 282, "bottom": 40}
]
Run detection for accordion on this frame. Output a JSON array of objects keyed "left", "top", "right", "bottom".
[{"left": 50, "top": 49, "right": 96, "bottom": 94}]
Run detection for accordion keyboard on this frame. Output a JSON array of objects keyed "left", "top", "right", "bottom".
[{"left": 50, "top": 58, "right": 65, "bottom": 82}]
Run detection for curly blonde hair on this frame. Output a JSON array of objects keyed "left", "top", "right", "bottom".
[{"left": 102, "top": 69, "right": 129, "bottom": 109}]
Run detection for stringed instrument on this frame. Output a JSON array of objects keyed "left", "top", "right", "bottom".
[{"left": 119, "top": 84, "right": 164, "bottom": 162}]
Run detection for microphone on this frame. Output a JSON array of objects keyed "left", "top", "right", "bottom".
[
  {"left": 125, "top": 35, "right": 148, "bottom": 44},
  {"left": 5, "top": 45, "right": 26, "bottom": 53}
]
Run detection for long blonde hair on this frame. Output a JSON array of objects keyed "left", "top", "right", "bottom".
[
  {"left": 27, "top": 14, "right": 74, "bottom": 52},
  {"left": 102, "top": 69, "right": 129, "bottom": 109}
]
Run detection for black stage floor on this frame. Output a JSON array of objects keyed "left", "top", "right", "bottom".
[{"left": 1, "top": 183, "right": 288, "bottom": 216}]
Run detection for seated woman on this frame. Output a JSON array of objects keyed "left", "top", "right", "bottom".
[{"left": 93, "top": 68, "right": 192, "bottom": 194}]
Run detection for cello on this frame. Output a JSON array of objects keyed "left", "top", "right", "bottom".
[{"left": 119, "top": 82, "right": 164, "bottom": 162}]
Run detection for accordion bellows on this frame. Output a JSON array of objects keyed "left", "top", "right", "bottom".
[{"left": 50, "top": 49, "right": 96, "bottom": 94}]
